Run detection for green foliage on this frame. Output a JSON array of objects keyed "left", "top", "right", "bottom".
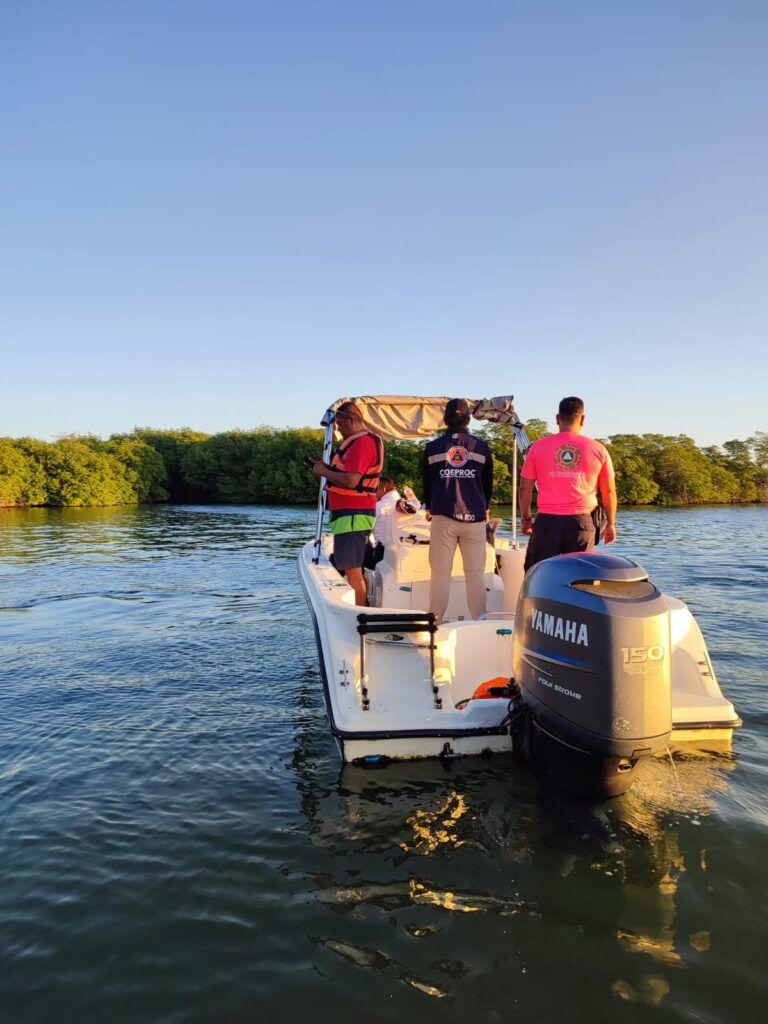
[
  {"left": 604, "top": 433, "right": 747, "bottom": 506},
  {"left": 180, "top": 428, "right": 325, "bottom": 504},
  {"left": 382, "top": 440, "right": 423, "bottom": 493},
  {"left": 0, "top": 420, "right": 765, "bottom": 508},
  {"left": 0, "top": 436, "right": 169, "bottom": 507},
  {"left": 247, "top": 428, "right": 326, "bottom": 504},
  {"left": 11, "top": 438, "right": 55, "bottom": 505},
  {"left": 523, "top": 418, "right": 552, "bottom": 444},
  {"left": 40, "top": 440, "right": 132, "bottom": 507},
  {"left": 0, "top": 439, "right": 48, "bottom": 506},
  {"left": 104, "top": 439, "right": 169, "bottom": 502},
  {"left": 481, "top": 419, "right": 552, "bottom": 504},
  {"left": 653, "top": 442, "right": 716, "bottom": 505},
  {"left": 604, "top": 436, "right": 659, "bottom": 505},
  {"left": 744, "top": 433, "right": 768, "bottom": 501},
  {"left": 112, "top": 428, "right": 209, "bottom": 500}
]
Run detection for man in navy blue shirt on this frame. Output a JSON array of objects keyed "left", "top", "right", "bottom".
[{"left": 422, "top": 399, "right": 494, "bottom": 621}]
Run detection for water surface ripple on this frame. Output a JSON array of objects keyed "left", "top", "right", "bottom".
[{"left": 1, "top": 505, "right": 766, "bottom": 1023}]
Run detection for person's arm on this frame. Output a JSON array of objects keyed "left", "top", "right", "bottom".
[
  {"left": 482, "top": 450, "right": 494, "bottom": 517},
  {"left": 311, "top": 462, "right": 362, "bottom": 490},
  {"left": 421, "top": 449, "right": 432, "bottom": 513},
  {"left": 598, "top": 454, "right": 617, "bottom": 544},
  {"left": 311, "top": 434, "right": 374, "bottom": 491},
  {"left": 518, "top": 445, "right": 538, "bottom": 535},
  {"left": 518, "top": 477, "right": 535, "bottom": 535}
]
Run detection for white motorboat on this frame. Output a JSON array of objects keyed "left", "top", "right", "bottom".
[{"left": 298, "top": 396, "right": 741, "bottom": 796}]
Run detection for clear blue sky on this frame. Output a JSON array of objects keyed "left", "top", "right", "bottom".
[{"left": 2, "top": 0, "right": 766, "bottom": 446}]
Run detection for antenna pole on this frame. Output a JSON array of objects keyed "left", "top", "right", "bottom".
[
  {"left": 512, "top": 429, "right": 518, "bottom": 546},
  {"left": 312, "top": 416, "right": 335, "bottom": 563}
]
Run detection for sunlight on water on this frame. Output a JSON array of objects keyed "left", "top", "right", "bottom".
[{"left": 400, "top": 791, "right": 470, "bottom": 854}]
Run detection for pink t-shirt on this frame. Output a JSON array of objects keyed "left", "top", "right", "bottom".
[{"left": 521, "top": 432, "right": 614, "bottom": 515}]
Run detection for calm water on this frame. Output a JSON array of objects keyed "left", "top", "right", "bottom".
[{"left": 1, "top": 505, "right": 766, "bottom": 1023}]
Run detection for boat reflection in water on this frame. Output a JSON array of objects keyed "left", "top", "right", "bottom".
[
  {"left": 607, "top": 749, "right": 734, "bottom": 1006},
  {"left": 288, "top": 709, "right": 736, "bottom": 1008}
]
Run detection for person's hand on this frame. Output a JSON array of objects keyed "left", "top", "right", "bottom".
[
  {"left": 602, "top": 523, "right": 617, "bottom": 545},
  {"left": 309, "top": 460, "right": 326, "bottom": 478},
  {"left": 521, "top": 516, "right": 534, "bottom": 535},
  {"left": 425, "top": 510, "right": 432, "bottom": 522}
]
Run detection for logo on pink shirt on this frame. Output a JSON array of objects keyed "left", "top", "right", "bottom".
[{"left": 555, "top": 443, "right": 582, "bottom": 469}]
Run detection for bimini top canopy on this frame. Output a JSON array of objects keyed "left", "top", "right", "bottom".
[{"left": 323, "top": 395, "right": 521, "bottom": 442}]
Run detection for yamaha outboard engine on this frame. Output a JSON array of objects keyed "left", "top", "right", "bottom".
[{"left": 512, "top": 552, "right": 672, "bottom": 798}]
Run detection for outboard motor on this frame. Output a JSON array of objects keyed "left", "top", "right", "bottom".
[{"left": 511, "top": 552, "right": 672, "bottom": 798}]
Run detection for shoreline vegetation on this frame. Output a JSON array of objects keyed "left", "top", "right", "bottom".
[{"left": 1, "top": 423, "right": 767, "bottom": 510}]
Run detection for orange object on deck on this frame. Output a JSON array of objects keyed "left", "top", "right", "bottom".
[{"left": 472, "top": 677, "right": 513, "bottom": 700}]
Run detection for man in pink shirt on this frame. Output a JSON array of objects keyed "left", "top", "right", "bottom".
[{"left": 519, "top": 396, "right": 617, "bottom": 571}]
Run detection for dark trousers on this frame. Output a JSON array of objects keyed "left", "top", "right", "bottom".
[
  {"left": 363, "top": 542, "right": 385, "bottom": 571},
  {"left": 523, "top": 513, "right": 597, "bottom": 571}
]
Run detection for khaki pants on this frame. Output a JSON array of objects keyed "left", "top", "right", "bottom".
[{"left": 428, "top": 516, "right": 487, "bottom": 621}]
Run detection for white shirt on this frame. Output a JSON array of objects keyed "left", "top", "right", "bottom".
[{"left": 373, "top": 489, "right": 400, "bottom": 544}]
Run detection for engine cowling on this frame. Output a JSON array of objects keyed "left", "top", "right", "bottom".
[{"left": 512, "top": 551, "right": 672, "bottom": 797}]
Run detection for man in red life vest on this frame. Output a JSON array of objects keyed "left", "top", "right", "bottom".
[
  {"left": 309, "top": 401, "right": 383, "bottom": 606},
  {"left": 519, "top": 396, "right": 617, "bottom": 571}
]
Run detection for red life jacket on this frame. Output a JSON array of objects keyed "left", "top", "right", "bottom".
[{"left": 325, "top": 429, "right": 384, "bottom": 500}]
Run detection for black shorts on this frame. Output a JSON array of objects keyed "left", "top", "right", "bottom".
[
  {"left": 523, "top": 513, "right": 597, "bottom": 571},
  {"left": 333, "top": 530, "right": 371, "bottom": 571}
]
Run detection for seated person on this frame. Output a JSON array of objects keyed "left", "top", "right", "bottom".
[
  {"left": 365, "top": 477, "right": 420, "bottom": 569},
  {"left": 397, "top": 485, "right": 420, "bottom": 516}
]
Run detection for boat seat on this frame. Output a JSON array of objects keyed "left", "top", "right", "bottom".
[
  {"left": 380, "top": 509, "right": 495, "bottom": 579},
  {"left": 372, "top": 509, "right": 503, "bottom": 615}
]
